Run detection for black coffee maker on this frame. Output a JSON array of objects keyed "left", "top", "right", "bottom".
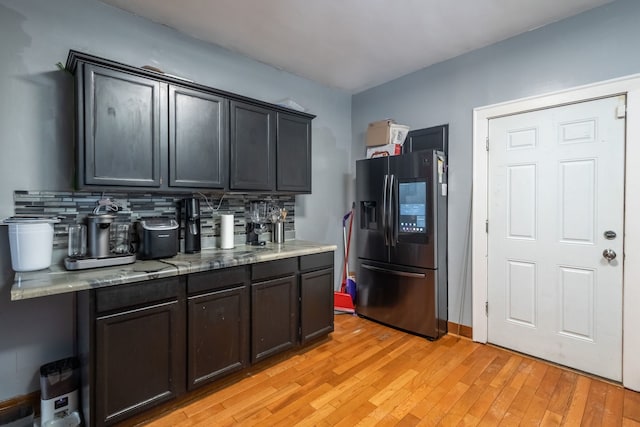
[{"left": 183, "top": 198, "right": 201, "bottom": 253}]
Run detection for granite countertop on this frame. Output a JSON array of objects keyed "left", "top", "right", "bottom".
[{"left": 11, "top": 240, "right": 337, "bottom": 301}]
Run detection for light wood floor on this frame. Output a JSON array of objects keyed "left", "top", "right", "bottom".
[{"left": 140, "top": 314, "right": 640, "bottom": 426}]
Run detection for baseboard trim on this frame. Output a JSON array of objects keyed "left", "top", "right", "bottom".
[
  {"left": 0, "top": 390, "right": 39, "bottom": 416},
  {"left": 448, "top": 321, "right": 472, "bottom": 339}
]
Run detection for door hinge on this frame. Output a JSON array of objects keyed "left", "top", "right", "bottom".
[
  {"left": 617, "top": 103, "right": 627, "bottom": 119},
  {"left": 485, "top": 137, "right": 489, "bottom": 151},
  {"left": 485, "top": 220, "right": 488, "bottom": 233},
  {"left": 485, "top": 301, "right": 489, "bottom": 316},
  {"left": 160, "top": 177, "right": 163, "bottom": 185}
]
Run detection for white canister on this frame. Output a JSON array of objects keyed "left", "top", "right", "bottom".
[
  {"left": 220, "top": 214, "right": 234, "bottom": 249},
  {"left": 4, "top": 217, "right": 60, "bottom": 271}
]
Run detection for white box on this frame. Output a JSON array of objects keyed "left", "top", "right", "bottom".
[{"left": 366, "top": 143, "right": 402, "bottom": 159}]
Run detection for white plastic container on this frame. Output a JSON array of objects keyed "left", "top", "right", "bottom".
[{"left": 4, "top": 217, "right": 60, "bottom": 272}]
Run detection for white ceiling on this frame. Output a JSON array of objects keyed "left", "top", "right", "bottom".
[{"left": 100, "top": 0, "right": 614, "bottom": 93}]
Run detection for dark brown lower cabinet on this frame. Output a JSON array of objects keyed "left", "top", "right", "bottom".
[
  {"left": 78, "top": 277, "right": 185, "bottom": 427},
  {"left": 251, "top": 275, "right": 298, "bottom": 362},
  {"left": 300, "top": 267, "right": 335, "bottom": 343},
  {"left": 299, "top": 252, "right": 335, "bottom": 344},
  {"left": 187, "top": 267, "right": 249, "bottom": 390},
  {"left": 250, "top": 258, "right": 299, "bottom": 363}
]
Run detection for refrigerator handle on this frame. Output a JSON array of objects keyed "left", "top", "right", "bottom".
[
  {"left": 382, "top": 174, "right": 389, "bottom": 246},
  {"left": 361, "top": 263, "right": 426, "bottom": 279},
  {"left": 390, "top": 174, "right": 397, "bottom": 247}
]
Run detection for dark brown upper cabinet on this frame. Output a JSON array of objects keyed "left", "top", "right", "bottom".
[
  {"left": 229, "top": 101, "right": 276, "bottom": 191},
  {"left": 169, "top": 86, "right": 228, "bottom": 189},
  {"left": 81, "top": 64, "right": 163, "bottom": 188},
  {"left": 276, "top": 112, "right": 312, "bottom": 193},
  {"left": 67, "top": 50, "right": 315, "bottom": 193}
]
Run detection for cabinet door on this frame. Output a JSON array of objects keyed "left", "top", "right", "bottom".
[
  {"left": 82, "top": 64, "right": 163, "bottom": 187},
  {"left": 277, "top": 113, "right": 312, "bottom": 193},
  {"left": 169, "top": 86, "right": 228, "bottom": 189},
  {"left": 229, "top": 101, "right": 276, "bottom": 191},
  {"left": 95, "top": 300, "right": 185, "bottom": 426},
  {"left": 187, "top": 285, "right": 248, "bottom": 390},
  {"left": 251, "top": 275, "right": 297, "bottom": 362},
  {"left": 300, "top": 267, "right": 335, "bottom": 344}
]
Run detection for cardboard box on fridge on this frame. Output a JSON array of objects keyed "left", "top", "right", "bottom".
[
  {"left": 366, "top": 119, "right": 410, "bottom": 147},
  {"left": 366, "top": 143, "right": 402, "bottom": 159}
]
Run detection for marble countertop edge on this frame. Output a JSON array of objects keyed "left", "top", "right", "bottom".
[{"left": 10, "top": 241, "right": 337, "bottom": 301}]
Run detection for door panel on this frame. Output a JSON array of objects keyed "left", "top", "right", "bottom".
[
  {"left": 356, "top": 157, "right": 388, "bottom": 263},
  {"left": 277, "top": 113, "right": 312, "bottom": 192},
  {"left": 83, "top": 64, "right": 162, "bottom": 187},
  {"left": 95, "top": 300, "right": 183, "bottom": 425},
  {"left": 488, "top": 95, "right": 625, "bottom": 381},
  {"left": 169, "top": 86, "right": 228, "bottom": 189},
  {"left": 229, "top": 101, "right": 276, "bottom": 191},
  {"left": 356, "top": 260, "right": 439, "bottom": 339},
  {"left": 507, "top": 164, "right": 536, "bottom": 239},
  {"left": 506, "top": 260, "right": 536, "bottom": 326},
  {"left": 187, "top": 285, "right": 248, "bottom": 390},
  {"left": 389, "top": 151, "right": 443, "bottom": 269}
]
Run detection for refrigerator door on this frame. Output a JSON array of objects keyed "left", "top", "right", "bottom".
[
  {"left": 356, "top": 156, "right": 389, "bottom": 263},
  {"left": 356, "top": 260, "right": 443, "bottom": 339},
  {"left": 387, "top": 151, "right": 440, "bottom": 269}
]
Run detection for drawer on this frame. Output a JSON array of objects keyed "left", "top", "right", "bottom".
[
  {"left": 187, "top": 266, "right": 249, "bottom": 295},
  {"left": 251, "top": 257, "right": 298, "bottom": 281},
  {"left": 299, "top": 252, "right": 334, "bottom": 272},
  {"left": 96, "top": 277, "right": 181, "bottom": 313}
]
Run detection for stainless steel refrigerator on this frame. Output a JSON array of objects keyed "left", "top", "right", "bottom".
[{"left": 355, "top": 149, "right": 447, "bottom": 339}]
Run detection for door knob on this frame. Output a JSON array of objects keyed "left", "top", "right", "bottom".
[{"left": 603, "top": 249, "right": 617, "bottom": 262}]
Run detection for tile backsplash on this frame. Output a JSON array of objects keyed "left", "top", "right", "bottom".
[{"left": 13, "top": 191, "right": 295, "bottom": 250}]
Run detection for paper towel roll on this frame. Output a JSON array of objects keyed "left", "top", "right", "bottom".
[{"left": 220, "top": 214, "right": 234, "bottom": 249}]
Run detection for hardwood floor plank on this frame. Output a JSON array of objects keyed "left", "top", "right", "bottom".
[
  {"left": 535, "top": 365, "right": 563, "bottom": 401},
  {"left": 138, "top": 316, "right": 640, "bottom": 427},
  {"left": 582, "top": 380, "right": 609, "bottom": 426},
  {"left": 325, "top": 385, "right": 381, "bottom": 426},
  {"left": 625, "top": 388, "right": 640, "bottom": 422},
  {"left": 603, "top": 384, "right": 625, "bottom": 427},
  {"left": 501, "top": 362, "right": 548, "bottom": 424},
  {"left": 539, "top": 409, "right": 563, "bottom": 426},
  {"left": 520, "top": 395, "right": 551, "bottom": 427},
  {"left": 547, "top": 370, "right": 578, "bottom": 416},
  {"left": 562, "top": 375, "right": 591, "bottom": 425}
]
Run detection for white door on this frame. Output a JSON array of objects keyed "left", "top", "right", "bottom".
[{"left": 487, "top": 96, "right": 625, "bottom": 381}]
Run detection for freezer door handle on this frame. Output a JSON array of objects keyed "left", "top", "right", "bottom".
[
  {"left": 382, "top": 174, "right": 389, "bottom": 246},
  {"left": 390, "top": 174, "right": 397, "bottom": 247},
  {"left": 361, "top": 263, "right": 426, "bottom": 279}
]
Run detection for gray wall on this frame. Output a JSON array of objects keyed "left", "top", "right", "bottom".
[
  {"left": 351, "top": 0, "right": 639, "bottom": 327},
  {"left": 0, "top": 0, "right": 351, "bottom": 400}
]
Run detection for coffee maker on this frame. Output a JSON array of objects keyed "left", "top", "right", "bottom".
[
  {"left": 183, "top": 198, "right": 201, "bottom": 253},
  {"left": 87, "top": 213, "right": 115, "bottom": 258},
  {"left": 246, "top": 201, "right": 267, "bottom": 246}
]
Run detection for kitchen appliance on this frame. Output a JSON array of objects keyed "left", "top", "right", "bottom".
[
  {"left": 355, "top": 149, "right": 447, "bottom": 339},
  {"left": 40, "top": 357, "right": 82, "bottom": 427},
  {"left": 64, "top": 214, "right": 136, "bottom": 270},
  {"left": 183, "top": 198, "right": 201, "bottom": 253},
  {"left": 3, "top": 216, "right": 60, "bottom": 272},
  {"left": 87, "top": 213, "right": 115, "bottom": 258},
  {"left": 246, "top": 202, "right": 267, "bottom": 246},
  {"left": 136, "top": 218, "right": 179, "bottom": 259}
]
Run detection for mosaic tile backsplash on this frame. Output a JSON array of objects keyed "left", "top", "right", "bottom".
[{"left": 13, "top": 191, "right": 296, "bottom": 250}]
